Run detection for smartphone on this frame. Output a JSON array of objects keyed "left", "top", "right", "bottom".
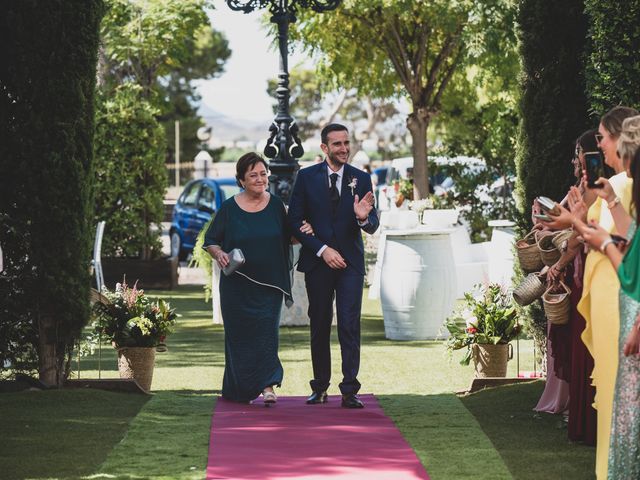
[
  {"left": 536, "top": 196, "right": 560, "bottom": 215},
  {"left": 533, "top": 213, "right": 552, "bottom": 221},
  {"left": 585, "top": 151, "right": 605, "bottom": 188}
]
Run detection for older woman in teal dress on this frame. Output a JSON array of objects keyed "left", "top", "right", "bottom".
[{"left": 203, "top": 152, "right": 312, "bottom": 404}]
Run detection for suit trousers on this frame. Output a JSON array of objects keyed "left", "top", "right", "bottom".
[{"left": 305, "top": 261, "right": 364, "bottom": 395}]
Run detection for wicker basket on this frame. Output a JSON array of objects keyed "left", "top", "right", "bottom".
[
  {"left": 516, "top": 230, "right": 544, "bottom": 273},
  {"left": 551, "top": 228, "right": 573, "bottom": 252},
  {"left": 542, "top": 281, "right": 572, "bottom": 325},
  {"left": 117, "top": 347, "right": 156, "bottom": 392},
  {"left": 513, "top": 269, "right": 547, "bottom": 306},
  {"left": 471, "top": 343, "right": 512, "bottom": 378},
  {"left": 536, "top": 231, "right": 561, "bottom": 266}
]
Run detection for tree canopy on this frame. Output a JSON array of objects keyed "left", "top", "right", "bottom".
[{"left": 292, "top": 0, "right": 518, "bottom": 198}]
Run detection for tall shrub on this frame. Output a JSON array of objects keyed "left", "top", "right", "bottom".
[
  {"left": 515, "top": 0, "right": 591, "bottom": 226},
  {"left": 584, "top": 1, "right": 640, "bottom": 112},
  {"left": 93, "top": 84, "right": 166, "bottom": 260},
  {"left": 0, "top": 1, "right": 103, "bottom": 384},
  {"left": 515, "top": 0, "right": 591, "bottom": 355}
]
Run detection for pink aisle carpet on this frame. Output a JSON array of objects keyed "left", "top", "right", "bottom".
[{"left": 206, "top": 394, "right": 430, "bottom": 480}]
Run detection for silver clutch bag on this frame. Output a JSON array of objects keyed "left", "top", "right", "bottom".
[{"left": 222, "top": 248, "right": 245, "bottom": 276}]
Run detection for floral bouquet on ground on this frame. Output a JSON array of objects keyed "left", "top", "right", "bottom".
[
  {"left": 444, "top": 283, "right": 521, "bottom": 365},
  {"left": 88, "top": 279, "right": 177, "bottom": 351}
]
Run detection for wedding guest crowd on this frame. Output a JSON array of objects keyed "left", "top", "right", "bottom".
[{"left": 531, "top": 106, "right": 640, "bottom": 479}]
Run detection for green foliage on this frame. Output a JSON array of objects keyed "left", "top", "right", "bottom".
[
  {"left": 189, "top": 217, "right": 214, "bottom": 301},
  {"left": 99, "top": 0, "right": 230, "bottom": 163},
  {"left": 292, "top": 0, "right": 518, "bottom": 198},
  {"left": 445, "top": 284, "right": 522, "bottom": 365},
  {"left": 434, "top": 161, "right": 517, "bottom": 241},
  {"left": 94, "top": 84, "right": 167, "bottom": 260},
  {"left": 514, "top": 0, "right": 591, "bottom": 231},
  {"left": 584, "top": 0, "right": 640, "bottom": 114},
  {"left": 89, "top": 280, "right": 177, "bottom": 348},
  {"left": 0, "top": 0, "right": 103, "bottom": 382}
]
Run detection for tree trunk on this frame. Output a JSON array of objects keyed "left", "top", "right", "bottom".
[
  {"left": 406, "top": 106, "right": 430, "bottom": 199},
  {"left": 38, "top": 314, "right": 63, "bottom": 387}
]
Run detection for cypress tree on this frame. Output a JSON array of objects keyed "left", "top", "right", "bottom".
[
  {"left": 584, "top": 0, "right": 640, "bottom": 112},
  {"left": 0, "top": 0, "right": 103, "bottom": 385},
  {"left": 515, "top": 0, "right": 592, "bottom": 225},
  {"left": 515, "top": 0, "right": 591, "bottom": 356}
]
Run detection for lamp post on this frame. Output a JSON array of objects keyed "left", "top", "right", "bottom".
[{"left": 226, "top": 0, "right": 341, "bottom": 204}]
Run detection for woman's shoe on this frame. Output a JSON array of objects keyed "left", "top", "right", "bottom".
[{"left": 263, "top": 390, "right": 277, "bottom": 405}]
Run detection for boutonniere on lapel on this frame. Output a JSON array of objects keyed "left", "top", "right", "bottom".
[{"left": 348, "top": 177, "right": 358, "bottom": 196}]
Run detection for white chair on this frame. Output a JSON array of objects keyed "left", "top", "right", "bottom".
[{"left": 92, "top": 221, "right": 106, "bottom": 292}]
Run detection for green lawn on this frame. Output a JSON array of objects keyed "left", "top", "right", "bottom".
[{"left": 0, "top": 284, "right": 595, "bottom": 479}]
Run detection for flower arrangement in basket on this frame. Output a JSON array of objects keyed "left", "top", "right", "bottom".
[
  {"left": 444, "top": 283, "right": 522, "bottom": 365},
  {"left": 88, "top": 279, "right": 177, "bottom": 350}
]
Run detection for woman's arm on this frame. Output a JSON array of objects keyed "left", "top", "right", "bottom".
[
  {"left": 592, "top": 177, "right": 633, "bottom": 237},
  {"left": 579, "top": 219, "right": 625, "bottom": 270}
]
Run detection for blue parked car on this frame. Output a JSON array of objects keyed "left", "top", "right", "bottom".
[{"left": 170, "top": 178, "right": 241, "bottom": 260}]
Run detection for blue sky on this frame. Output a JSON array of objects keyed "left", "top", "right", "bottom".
[{"left": 195, "top": 2, "right": 309, "bottom": 123}]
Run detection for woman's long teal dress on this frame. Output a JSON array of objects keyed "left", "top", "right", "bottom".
[
  {"left": 203, "top": 194, "right": 292, "bottom": 402},
  {"left": 609, "top": 221, "right": 640, "bottom": 479}
]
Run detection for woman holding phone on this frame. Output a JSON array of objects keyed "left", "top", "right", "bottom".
[{"left": 546, "top": 106, "right": 637, "bottom": 479}]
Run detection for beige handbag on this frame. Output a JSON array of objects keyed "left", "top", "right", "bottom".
[
  {"left": 536, "top": 231, "right": 562, "bottom": 267},
  {"left": 516, "top": 230, "right": 544, "bottom": 273},
  {"left": 551, "top": 228, "right": 573, "bottom": 252},
  {"left": 513, "top": 267, "right": 548, "bottom": 306},
  {"left": 543, "top": 280, "right": 571, "bottom": 325}
]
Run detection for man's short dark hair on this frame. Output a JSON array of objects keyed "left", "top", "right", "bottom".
[{"left": 321, "top": 123, "right": 349, "bottom": 145}]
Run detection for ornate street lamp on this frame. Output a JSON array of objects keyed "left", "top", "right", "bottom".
[{"left": 226, "top": 0, "right": 341, "bottom": 203}]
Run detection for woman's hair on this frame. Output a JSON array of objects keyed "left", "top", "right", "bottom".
[
  {"left": 576, "top": 129, "right": 598, "bottom": 153},
  {"left": 631, "top": 147, "right": 640, "bottom": 226},
  {"left": 235, "top": 152, "right": 269, "bottom": 188},
  {"left": 618, "top": 115, "right": 640, "bottom": 162},
  {"left": 600, "top": 106, "right": 639, "bottom": 137}
]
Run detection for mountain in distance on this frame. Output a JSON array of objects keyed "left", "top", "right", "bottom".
[{"left": 197, "top": 103, "right": 272, "bottom": 143}]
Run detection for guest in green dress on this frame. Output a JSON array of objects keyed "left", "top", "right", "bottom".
[
  {"left": 203, "top": 152, "right": 313, "bottom": 405},
  {"left": 580, "top": 116, "right": 640, "bottom": 479}
]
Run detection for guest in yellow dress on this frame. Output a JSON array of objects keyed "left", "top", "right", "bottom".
[
  {"left": 577, "top": 106, "right": 636, "bottom": 479},
  {"left": 544, "top": 106, "right": 638, "bottom": 479}
]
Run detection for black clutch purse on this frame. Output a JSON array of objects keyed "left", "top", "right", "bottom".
[{"left": 222, "top": 248, "right": 245, "bottom": 276}]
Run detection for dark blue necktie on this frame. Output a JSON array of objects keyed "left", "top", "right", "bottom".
[{"left": 329, "top": 173, "right": 340, "bottom": 213}]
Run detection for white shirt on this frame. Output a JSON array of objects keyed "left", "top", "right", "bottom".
[{"left": 327, "top": 164, "right": 344, "bottom": 194}]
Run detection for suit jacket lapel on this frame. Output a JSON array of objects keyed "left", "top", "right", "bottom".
[
  {"left": 317, "top": 162, "right": 330, "bottom": 211},
  {"left": 340, "top": 164, "right": 354, "bottom": 215}
]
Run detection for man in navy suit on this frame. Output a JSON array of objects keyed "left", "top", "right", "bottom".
[{"left": 289, "top": 123, "right": 379, "bottom": 408}]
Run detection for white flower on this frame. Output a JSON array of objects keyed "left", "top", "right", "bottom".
[
  {"left": 465, "top": 315, "right": 478, "bottom": 328},
  {"left": 409, "top": 198, "right": 433, "bottom": 213},
  {"left": 348, "top": 177, "right": 357, "bottom": 195}
]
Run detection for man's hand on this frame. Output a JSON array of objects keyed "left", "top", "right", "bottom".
[
  {"left": 321, "top": 246, "right": 347, "bottom": 269},
  {"left": 354, "top": 191, "right": 374, "bottom": 221}
]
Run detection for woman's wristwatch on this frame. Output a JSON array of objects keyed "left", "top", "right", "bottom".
[{"left": 600, "top": 237, "right": 615, "bottom": 253}]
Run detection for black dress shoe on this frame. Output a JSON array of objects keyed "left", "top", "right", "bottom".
[
  {"left": 306, "top": 391, "right": 328, "bottom": 404},
  {"left": 341, "top": 393, "right": 365, "bottom": 409}
]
